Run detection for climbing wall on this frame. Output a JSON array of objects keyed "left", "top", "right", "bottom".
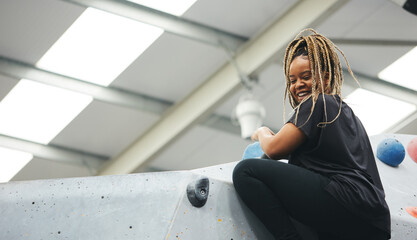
[
  {"left": 370, "top": 134, "right": 417, "bottom": 239},
  {"left": 0, "top": 164, "right": 274, "bottom": 239},
  {"left": 0, "top": 134, "right": 416, "bottom": 239}
]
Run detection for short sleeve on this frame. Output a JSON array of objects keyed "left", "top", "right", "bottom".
[{"left": 287, "top": 96, "right": 325, "bottom": 139}]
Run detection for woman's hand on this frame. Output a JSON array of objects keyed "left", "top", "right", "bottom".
[
  {"left": 251, "top": 126, "right": 275, "bottom": 141},
  {"left": 252, "top": 123, "right": 306, "bottom": 159}
]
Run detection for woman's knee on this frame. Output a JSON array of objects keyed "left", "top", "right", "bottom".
[
  {"left": 232, "top": 159, "right": 258, "bottom": 188},
  {"left": 233, "top": 159, "right": 249, "bottom": 183}
]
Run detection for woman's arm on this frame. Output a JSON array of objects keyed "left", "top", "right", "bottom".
[{"left": 251, "top": 123, "right": 306, "bottom": 159}]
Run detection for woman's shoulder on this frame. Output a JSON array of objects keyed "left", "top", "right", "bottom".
[
  {"left": 295, "top": 94, "right": 342, "bottom": 120},
  {"left": 292, "top": 94, "right": 342, "bottom": 119},
  {"left": 315, "top": 94, "right": 343, "bottom": 111},
  {"left": 298, "top": 94, "right": 340, "bottom": 110},
  {"left": 316, "top": 94, "right": 340, "bottom": 104}
]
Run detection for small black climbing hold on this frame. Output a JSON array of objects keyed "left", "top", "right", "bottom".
[
  {"left": 404, "top": 0, "right": 417, "bottom": 15},
  {"left": 129, "top": 226, "right": 132, "bottom": 229},
  {"left": 32, "top": 202, "right": 35, "bottom": 204},
  {"left": 58, "top": 231, "right": 61, "bottom": 234},
  {"left": 186, "top": 177, "right": 209, "bottom": 208}
]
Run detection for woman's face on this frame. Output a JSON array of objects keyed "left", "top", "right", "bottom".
[
  {"left": 289, "top": 56, "right": 313, "bottom": 104},
  {"left": 289, "top": 55, "right": 329, "bottom": 104}
]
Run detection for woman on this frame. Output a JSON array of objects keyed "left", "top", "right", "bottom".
[{"left": 232, "top": 29, "right": 391, "bottom": 240}]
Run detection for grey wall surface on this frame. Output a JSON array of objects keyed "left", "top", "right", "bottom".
[{"left": 1, "top": 134, "right": 416, "bottom": 239}]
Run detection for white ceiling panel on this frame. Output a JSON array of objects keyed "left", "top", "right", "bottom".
[
  {"left": 149, "top": 126, "right": 220, "bottom": 171},
  {"left": 0, "top": 0, "right": 84, "bottom": 64},
  {"left": 318, "top": 0, "right": 417, "bottom": 40},
  {"left": 344, "top": 1, "right": 417, "bottom": 40},
  {"left": 12, "top": 157, "right": 92, "bottom": 182},
  {"left": 51, "top": 101, "right": 159, "bottom": 157},
  {"left": 336, "top": 44, "right": 413, "bottom": 76},
  {"left": 317, "top": 0, "right": 386, "bottom": 38},
  {"left": 174, "top": 129, "right": 250, "bottom": 170},
  {"left": 183, "top": 0, "right": 297, "bottom": 37},
  {"left": 111, "top": 32, "right": 227, "bottom": 102},
  {"left": 149, "top": 125, "right": 250, "bottom": 171}
]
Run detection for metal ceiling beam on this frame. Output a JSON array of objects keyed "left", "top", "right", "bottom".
[
  {"left": 0, "top": 56, "right": 170, "bottom": 115},
  {"left": 60, "top": 0, "right": 248, "bottom": 51},
  {"left": 0, "top": 134, "right": 106, "bottom": 171},
  {"left": 384, "top": 110, "right": 417, "bottom": 134},
  {"left": 344, "top": 70, "right": 417, "bottom": 105},
  {"left": 333, "top": 38, "right": 417, "bottom": 47},
  {"left": 98, "top": 0, "right": 348, "bottom": 175}
]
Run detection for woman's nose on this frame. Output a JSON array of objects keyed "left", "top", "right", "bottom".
[{"left": 295, "top": 79, "right": 305, "bottom": 89}]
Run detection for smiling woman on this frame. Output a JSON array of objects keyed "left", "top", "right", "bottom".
[{"left": 233, "top": 29, "right": 391, "bottom": 240}]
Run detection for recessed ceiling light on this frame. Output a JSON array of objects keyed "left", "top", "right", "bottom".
[
  {"left": 0, "top": 147, "right": 33, "bottom": 183},
  {"left": 0, "top": 80, "right": 92, "bottom": 144},
  {"left": 37, "top": 8, "right": 163, "bottom": 86},
  {"left": 344, "top": 88, "right": 416, "bottom": 136},
  {"left": 378, "top": 46, "right": 417, "bottom": 91},
  {"left": 127, "top": 0, "right": 197, "bottom": 16}
]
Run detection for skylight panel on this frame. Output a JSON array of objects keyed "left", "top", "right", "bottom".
[
  {"left": 37, "top": 8, "right": 163, "bottom": 86},
  {"left": 378, "top": 46, "right": 417, "bottom": 91},
  {"left": 0, "top": 147, "right": 33, "bottom": 183},
  {"left": 128, "top": 0, "right": 197, "bottom": 16},
  {"left": 344, "top": 88, "right": 416, "bottom": 136},
  {"left": 0, "top": 80, "right": 92, "bottom": 144}
]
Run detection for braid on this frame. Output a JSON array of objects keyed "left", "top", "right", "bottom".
[
  {"left": 282, "top": 28, "right": 358, "bottom": 127},
  {"left": 283, "top": 39, "right": 305, "bottom": 109}
]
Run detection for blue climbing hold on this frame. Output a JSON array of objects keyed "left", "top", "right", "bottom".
[
  {"left": 376, "top": 138, "right": 405, "bottom": 167},
  {"left": 242, "top": 142, "right": 264, "bottom": 160}
]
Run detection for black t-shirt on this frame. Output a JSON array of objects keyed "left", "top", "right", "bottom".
[{"left": 287, "top": 94, "right": 390, "bottom": 235}]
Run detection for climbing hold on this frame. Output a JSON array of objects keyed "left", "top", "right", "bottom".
[
  {"left": 406, "top": 207, "right": 417, "bottom": 219},
  {"left": 242, "top": 142, "right": 264, "bottom": 160},
  {"left": 376, "top": 138, "right": 405, "bottom": 167},
  {"left": 186, "top": 177, "right": 209, "bottom": 208},
  {"left": 407, "top": 137, "right": 417, "bottom": 164}
]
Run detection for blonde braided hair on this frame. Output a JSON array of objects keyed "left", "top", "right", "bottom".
[{"left": 283, "top": 28, "right": 359, "bottom": 127}]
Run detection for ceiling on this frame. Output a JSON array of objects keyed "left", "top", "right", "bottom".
[{"left": 1, "top": 0, "right": 416, "bottom": 181}]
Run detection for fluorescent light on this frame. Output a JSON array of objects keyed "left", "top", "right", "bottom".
[
  {"left": 344, "top": 88, "right": 416, "bottom": 136},
  {"left": 0, "top": 80, "right": 92, "bottom": 144},
  {"left": 128, "top": 0, "right": 197, "bottom": 16},
  {"left": 378, "top": 46, "right": 417, "bottom": 91},
  {"left": 37, "top": 8, "right": 163, "bottom": 86},
  {"left": 0, "top": 147, "right": 33, "bottom": 183}
]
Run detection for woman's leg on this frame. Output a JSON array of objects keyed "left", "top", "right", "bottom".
[
  {"left": 233, "top": 159, "right": 304, "bottom": 239},
  {"left": 232, "top": 159, "right": 387, "bottom": 240}
]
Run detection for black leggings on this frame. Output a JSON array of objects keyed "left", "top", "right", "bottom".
[{"left": 232, "top": 159, "right": 388, "bottom": 240}]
